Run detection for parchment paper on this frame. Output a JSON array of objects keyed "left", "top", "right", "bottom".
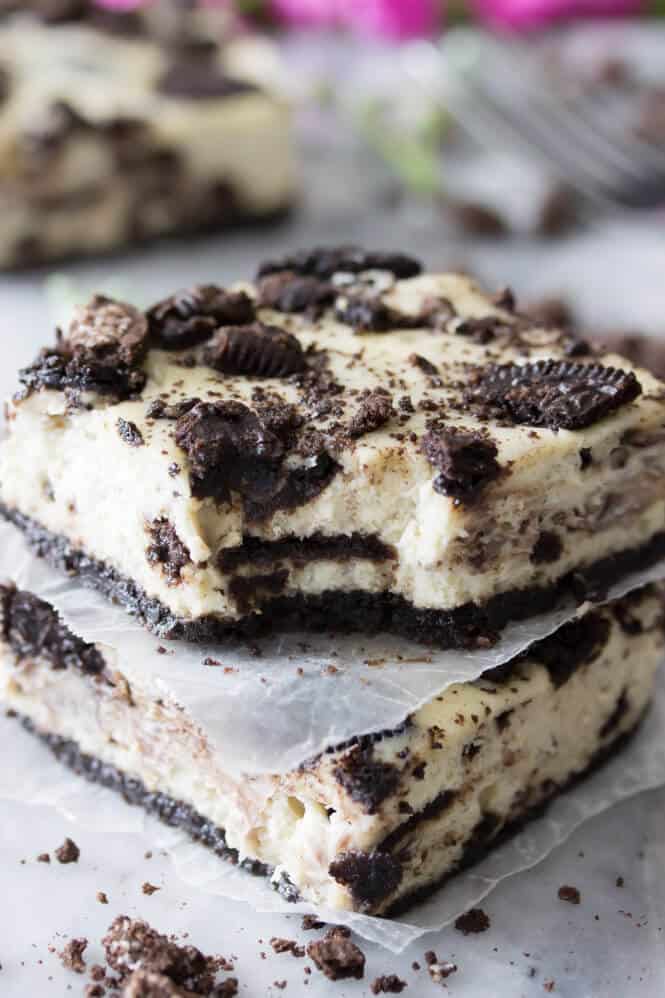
[{"left": 2, "top": 518, "right": 665, "bottom": 775}]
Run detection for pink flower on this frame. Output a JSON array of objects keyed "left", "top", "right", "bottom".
[
  {"left": 472, "top": 0, "right": 643, "bottom": 30},
  {"left": 271, "top": 0, "right": 440, "bottom": 39}
]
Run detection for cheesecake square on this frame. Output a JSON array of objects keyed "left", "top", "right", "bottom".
[
  {"left": 1, "top": 582, "right": 661, "bottom": 914},
  {"left": 2, "top": 247, "right": 665, "bottom": 647},
  {"left": 0, "top": 8, "right": 295, "bottom": 267}
]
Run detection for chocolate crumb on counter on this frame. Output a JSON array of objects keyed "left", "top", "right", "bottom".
[
  {"left": 97, "top": 891, "right": 109, "bottom": 904},
  {"left": 142, "top": 882, "right": 160, "bottom": 895},
  {"left": 371, "top": 973, "right": 408, "bottom": 993},
  {"left": 270, "top": 938, "right": 305, "bottom": 958},
  {"left": 36, "top": 852, "right": 50, "bottom": 863},
  {"left": 306, "top": 927, "right": 365, "bottom": 981},
  {"left": 557, "top": 885, "right": 581, "bottom": 904},
  {"left": 55, "top": 837, "right": 80, "bottom": 864},
  {"left": 454, "top": 907, "right": 490, "bottom": 935},
  {"left": 427, "top": 957, "right": 458, "bottom": 985},
  {"left": 302, "top": 915, "right": 325, "bottom": 931},
  {"left": 616, "top": 876, "right": 625, "bottom": 888},
  {"left": 59, "top": 937, "right": 88, "bottom": 973}
]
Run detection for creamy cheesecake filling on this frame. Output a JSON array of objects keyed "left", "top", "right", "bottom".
[
  {"left": 3, "top": 371, "right": 665, "bottom": 622},
  {"left": 2, "top": 264, "right": 665, "bottom": 642},
  {"left": 2, "top": 585, "right": 662, "bottom": 913}
]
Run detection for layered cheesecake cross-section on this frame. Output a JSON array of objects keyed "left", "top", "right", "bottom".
[
  {"left": 0, "top": 8, "right": 295, "bottom": 268},
  {"left": 1, "top": 582, "right": 662, "bottom": 915},
  {"left": 3, "top": 247, "right": 665, "bottom": 647}
]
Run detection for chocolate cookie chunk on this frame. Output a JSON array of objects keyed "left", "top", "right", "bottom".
[
  {"left": 306, "top": 928, "right": 366, "bottom": 981},
  {"left": 156, "top": 65, "right": 258, "bottom": 100},
  {"left": 258, "top": 246, "right": 422, "bottom": 281},
  {"left": 348, "top": 390, "right": 394, "bottom": 438},
  {"left": 467, "top": 360, "right": 642, "bottom": 431},
  {"left": 68, "top": 296, "right": 148, "bottom": 366},
  {"left": 174, "top": 400, "right": 286, "bottom": 503},
  {"left": 333, "top": 744, "right": 400, "bottom": 813},
  {"left": 203, "top": 322, "right": 306, "bottom": 377},
  {"left": 258, "top": 271, "right": 335, "bottom": 314},
  {"left": 421, "top": 428, "right": 501, "bottom": 501},
  {"left": 148, "top": 285, "right": 255, "bottom": 350},
  {"left": 146, "top": 519, "right": 191, "bottom": 586},
  {"left": 328, "top": 850, "right": 403, "bottom": 908},
  {"left": 117, "top": 418, "right": 144, "bottom": 447}
]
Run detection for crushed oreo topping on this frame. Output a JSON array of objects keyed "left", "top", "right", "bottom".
[
  {"left": 147, "top": 286, "right": 255, "bottom": 350},
  {"left": 421, "top": 428, "right": 501, "bottom": 501},
  {"left": 117, "top": 418, "right": 145, "bottom": 447},
  {"left": 258, "top": 246, "right": 422, "bottom": 281},
  {"left": 306, "top": 928, "right": 365, "bottom": 981},
  {"left": 258, "top": 271, "right": 335, "bottom": 314},
  {"left": 348, "top": 389, "right": 394, "bottom": 438},
  {"left": 203, "top": 322, "right": 306, "bottom": 377},
  {"left": 466, "top": 361, "right": 642, "bottom": 431},
  {"left": 454, "top": 315, "right": 512, "bottom": 345},
  {"left": 146, "top": 519, "right": 191, "bottom": 586},
  {"left": 328, "top": 850, "right": 403, "bottom": 909},
  {"left": 21, "top": 295, "right": 149, "bottom": 400},
  {"left": 146, "top": 397, "right": 200, "bottom": 421}
]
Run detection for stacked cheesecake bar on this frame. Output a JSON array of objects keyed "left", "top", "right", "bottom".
[
  {"left": 0, "top": 5, "right": 295, "bottom": 267},
  {"left": 1, "top": 247, "right": 665, "bottom": 914}
]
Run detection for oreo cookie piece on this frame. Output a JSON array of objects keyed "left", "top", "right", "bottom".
[
  {"left": 20, "top": 296, "right": 150, "bottom": 400},
  {"left": 421, "top": 428, "right": 501, "bottom": 501},
  {"left": 203, "top": 322, "right": 306, "bottom": 378},
  {"left": 468, "top": 360, "right": 642, "bottom": 431},
  {"left": 174, "top": 400, "right": 287, "bottom": 503},
  {"left": 156, "top": 65, "right": 258, "bottom": 100},
  {"left": 257, "top": 246, "right": 422, "bottom": 281},
  {"left": 147, "top": 285, "right": 255, "bottom": 350},
  {"left": 258, "top": 272, "right": 335, "bottom": 314}
]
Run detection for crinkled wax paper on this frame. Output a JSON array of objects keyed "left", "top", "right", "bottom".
[
  {"left": 1, "top": 669, "right": 665, "bottom": 952},
  {"left": 2, "top": 518, "right": 665, "bottom": 775}
]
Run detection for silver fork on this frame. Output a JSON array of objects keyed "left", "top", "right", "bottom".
[{"left": 404, "top": 29, "right": 665, "bottom": 212}]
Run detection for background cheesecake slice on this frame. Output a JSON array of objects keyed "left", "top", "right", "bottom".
[
  {"left": 2, "top": 249, "right": 665, "bottom": 646},
  {"left": 0, "top": 11, "right": 295, "bottom": 268},
  {"left": 1, "top": 583, "right": 662, "bottom": 915}
]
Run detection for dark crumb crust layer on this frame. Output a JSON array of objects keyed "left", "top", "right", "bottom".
[
  {"left": 14, "top": 711, "right": 644, "bottom": 917},
  {"left": 3, "top": 503, "right": 665, "bottom": 648}
]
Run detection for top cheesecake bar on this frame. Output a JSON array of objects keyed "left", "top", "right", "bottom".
[{"left": 2, "top": 246, "right": 665, "bottom": 647}]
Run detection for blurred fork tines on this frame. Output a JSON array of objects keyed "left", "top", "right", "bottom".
[{"left": 435, "top": 30, "right": 665, "bottom": 212}]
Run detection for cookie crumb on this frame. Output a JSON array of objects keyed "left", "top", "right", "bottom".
[
  {"left": 36, "top": 853, "right": 50, "bottom": 863},
  {"left": 270, "top": 938, "right": 305, "bottom": 958},
  {"left": 616, "top": 876, "right": 624, "bottom": 888},
  {"left": 97, "top": 892, "right": 109, "bottom": 905},
  {"left": 306, "top": 928, "right": 365, "bottom": 981},
  {"left": 55, "top": 837, "right": 80, "bottom": 864},
  {"left": 558, "top": 885, "right": 581, "bottom": 905},
  {"left": 59, "top": 938, "right": 87, "bottom": 974},
  {"left": 454, "top": 908, "right": 490, "bottom": 934},
  {"left": 301, "top": 915, "right": 325, "bottom": 931},
  {"left": 371, "top": 973, "right": 407, "bottom": 993},
  {"left": 142, "top": 882, "right": 160, "bottom": 896}
]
